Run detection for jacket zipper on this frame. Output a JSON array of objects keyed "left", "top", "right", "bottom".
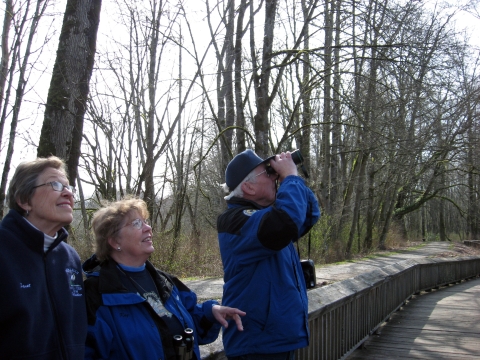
[{"left": 44, "top": 251, "right": 68, "bottom": 359}]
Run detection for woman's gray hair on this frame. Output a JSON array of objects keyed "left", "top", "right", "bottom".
[
  {"left": 7, "top": 156, "right": 67, "bottom": 215},
  {"left": 222, "top": 170, "right": 258, "bottom": 200},
  {"left": 92, "top": 197, "right": 149, "bottom": 261}
]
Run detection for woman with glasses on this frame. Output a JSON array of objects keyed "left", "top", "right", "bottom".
[
  {"left": 83, "top": 198, "right": 245, "bottom": 360},
  {"left": 0, "top": 156, "right": 87, "bottom": 359}
]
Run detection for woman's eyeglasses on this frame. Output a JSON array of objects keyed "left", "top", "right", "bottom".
[
  {"left": 33, "top": 181, "right": 76, "bottom": 194},
  {"left": 113, "top": 218, "right": 151, "bottom": 235},
  {"left": 129, "top": 218, "right": 150, "bottom": 230}
]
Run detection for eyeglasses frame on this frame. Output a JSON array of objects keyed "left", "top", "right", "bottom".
[
  {"left": 254, "top": 169, "right": 269, "bottom": 178},
  {"left": 113, "top": 218, "right": 151, "bottom": 235},
  {"left": 32, "top": 181, "right": 76, "bottom": 194},
  {"left": 253, "top": 166, "right": 278, "bottom": 180}
]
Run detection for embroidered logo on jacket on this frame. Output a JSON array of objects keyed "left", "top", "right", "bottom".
[
  {"left": 243, "top": 209, "right": 258, "bottom": 216},
  {"left": 66, "top": 268, "right": 83, "bottom": 297}
]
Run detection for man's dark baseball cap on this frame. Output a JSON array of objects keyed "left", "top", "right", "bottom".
[{"left": 225, "top": 149, "right": 270, "bottom": 191}]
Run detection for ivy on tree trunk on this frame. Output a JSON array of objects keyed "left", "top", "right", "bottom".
[{"left": 37, "top": 0, "right": 102, "bottom": 186}]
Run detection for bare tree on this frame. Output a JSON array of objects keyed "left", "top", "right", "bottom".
[
  {"left": 70, "top": 0, "right": 480, "bottom": 265},
  {"left": 0, "top": 0, "right": 13, "bottom": 133},
  {"left": 37, "top": 0, "right": 102, "bottom": 187},
  {"left": 0, "top": 0, "right": 51, "bottom": 217}
]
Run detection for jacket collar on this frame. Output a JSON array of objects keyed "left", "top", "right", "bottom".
[
  {"left": 84, "top": 256, "right": 174, "bottom": 302},
  {"left": 2, "top": 209, "right": 68, "bottom": 254},
  {"left": 227, "top": 196, "right": 265, "bottom": 209}
]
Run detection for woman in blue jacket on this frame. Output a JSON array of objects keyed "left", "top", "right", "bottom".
[{"left": 83, "top": 198, "right": 245, "bottom": 360}]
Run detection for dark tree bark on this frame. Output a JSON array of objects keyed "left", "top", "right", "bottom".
[
  {"left": 205, "top": 0, "right": 236, "bottom": 173},
  {"left": 0, "top": 0, "right": 13, "bottom": 128},
  {"left": 252, "top": 0, "right": 320, "bottom": 157},
  {"left": 0, "top": 0, "right": 49, "bottom": 218},
  {"left": 252, "top": 0, "right": 277, "bottom": 157},
  {"left": 37, "top": 0, "right": 102, "bottom": 186},
  {"left": 466, "top": 106, "right": 479, "bottom": 239},
  {"left": 0, "top": 0, "right": 13, "bottom": 155},
  {"left": 300, "top": 0, "right": 312, "bottom": 182},
  {"left": 321, "top": 0, "right": 333, "bottom": 213},
  {"left": 234, "top": 0, "right": 248, "bottom": 153},
  {"left": 331, "top": 0, "right": 343, "bottom": 215}
]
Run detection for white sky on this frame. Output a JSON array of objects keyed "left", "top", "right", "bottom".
[{"left": 1, "top": 0, "right": 479, "bottom": 194}]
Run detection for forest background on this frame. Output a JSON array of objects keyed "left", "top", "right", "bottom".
[{"left": 0, "top": 0, "right": 479, "bottom": 279}]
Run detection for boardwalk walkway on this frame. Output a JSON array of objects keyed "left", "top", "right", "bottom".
[
  {"left": 193, "top": 242, "right": 480, "bottom": 359},
  {"left": 347, "top": 277, "right": 480, "bottom": 359}
]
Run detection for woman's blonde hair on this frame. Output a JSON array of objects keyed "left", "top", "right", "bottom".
[{"left": 92, "top": 197, "right": 149, "bottom": 261}]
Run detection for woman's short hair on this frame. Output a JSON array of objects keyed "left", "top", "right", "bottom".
[
  {"left": 7, "top": 156, "right": 67, "bottom": 215},
  {"left": 92, "top": 198, "right": 150, "bottom": 261}
]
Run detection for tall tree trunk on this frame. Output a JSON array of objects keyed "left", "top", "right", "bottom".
[
  {"left": 345, "top": 151, "right": 368, "bottom": 255},
  {"left": 378, "top": 184, "right": 399, "bottom": 249},
  {"left": 37, "top": 0, "right": 102, "bottom": 187},
  {"left": 0, "top": 0, "right": 49, "bottom": 217},
  {"left": 334, "top": 0, "right": 367, "bottom": 242},
  {"left": 224, "top": 1, "right": 235, "bottom": 153},
  {"left": 364, "top": 164, "right": 375, "bottom": 250},
  {"left": 234, "top": 0, "right": 248, "bottom": 153},
  {"left": 77, "top": 173, "right": 91, "bottom": 244},
  {"left": 173, "top": 32, "right": 184, "bottom": 242},
  {"left": 320, "top": 0, "right": 333, "bottom": 213},
  {"left": 252, "top": 0, "right": 277, "bottom": 157},
  {"left": 300, "top": 0, "right": 312, "bottom": 182},
  {"left": 191, "top": 102, "right": 206, "bottom": 242},
  {"left": 0, "top": 0, "right": 15, "bottom": 218},
  {"left": 439, "top": 198, "right": 446, "bottom": 241},
  {"left": 331, "top": 0, "right": 342, "bottom": 215},
  {"left": 0, "top": 0, "right": 13, "bottom": 140},
  {"left": 421, "top": 204, "right": 426, "bottom": 241},
  {"left": 207, "top": 0, "right": 235, "bottom": 170},
  {"left": 466, "top": 109, "right": 478, "bottom": 239},
  {"left": 251, "top": 0, "right": 319, "bottom": 157}
]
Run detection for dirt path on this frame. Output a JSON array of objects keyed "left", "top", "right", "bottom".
[
  {"left": 316, "top": 241, "right": 480, "bottom": 286},
  {"left": 187, "top": 241, "right": 480, "bottom": 300}
]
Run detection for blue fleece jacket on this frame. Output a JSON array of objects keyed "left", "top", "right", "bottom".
[{"left": 0, "top": 209, "right": 87, "bottom": 359}]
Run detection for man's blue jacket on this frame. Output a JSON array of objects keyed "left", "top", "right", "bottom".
[
  {"left": 217, "top": 175, "right": 320, "bottom": 357},
  {"left": 83, "top": 256, "right": 221, "bottom": 360}
]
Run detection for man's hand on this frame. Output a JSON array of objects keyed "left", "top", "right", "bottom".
[
  {"left": 269, "top": 151, "right": 298, "bottom": 183},
  {"left": 212, "top": 305, "right": 246, "bottom": 331}
]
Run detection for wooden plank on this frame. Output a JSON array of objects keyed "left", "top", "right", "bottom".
[
  {"left": 384, "top": 319, "right": 480, "bottom": 331},
  {"left": 364, "top": 336, "right": 480, "bottom": 353},
  {"left": 347, "top": 347, "right": 480, "bottom": 359},
  {"left": 347, "top": 277, "right": 480, "bottom": 359},
  {"left": 370, "top": 331, "right": 479, "bottom": 347}
]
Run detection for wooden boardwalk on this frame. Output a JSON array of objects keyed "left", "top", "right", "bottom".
[{"left": 347, "top": 277, "right": 480, "bottom": 359}]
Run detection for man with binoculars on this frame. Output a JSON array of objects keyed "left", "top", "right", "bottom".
[{"left": 217, "top": 149, "right": 320, "bottom": 360}]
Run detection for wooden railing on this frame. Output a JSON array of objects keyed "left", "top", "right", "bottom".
[
  {"left": 200, "top": 255, "right": 480, "bottom": 360},
  {"left": 296, "top": 256, "right": 480, "bottom": 360}
]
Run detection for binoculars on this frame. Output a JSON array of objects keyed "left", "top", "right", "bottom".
[
  {"left": 173, "top": 328, "right": 194, "bottom": 360},
  {"left": 290, "top": 149, "right": 305, "bottom": 165},
  {"left": 266, "top": 149, "right": 309, "bottom": 178}
]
